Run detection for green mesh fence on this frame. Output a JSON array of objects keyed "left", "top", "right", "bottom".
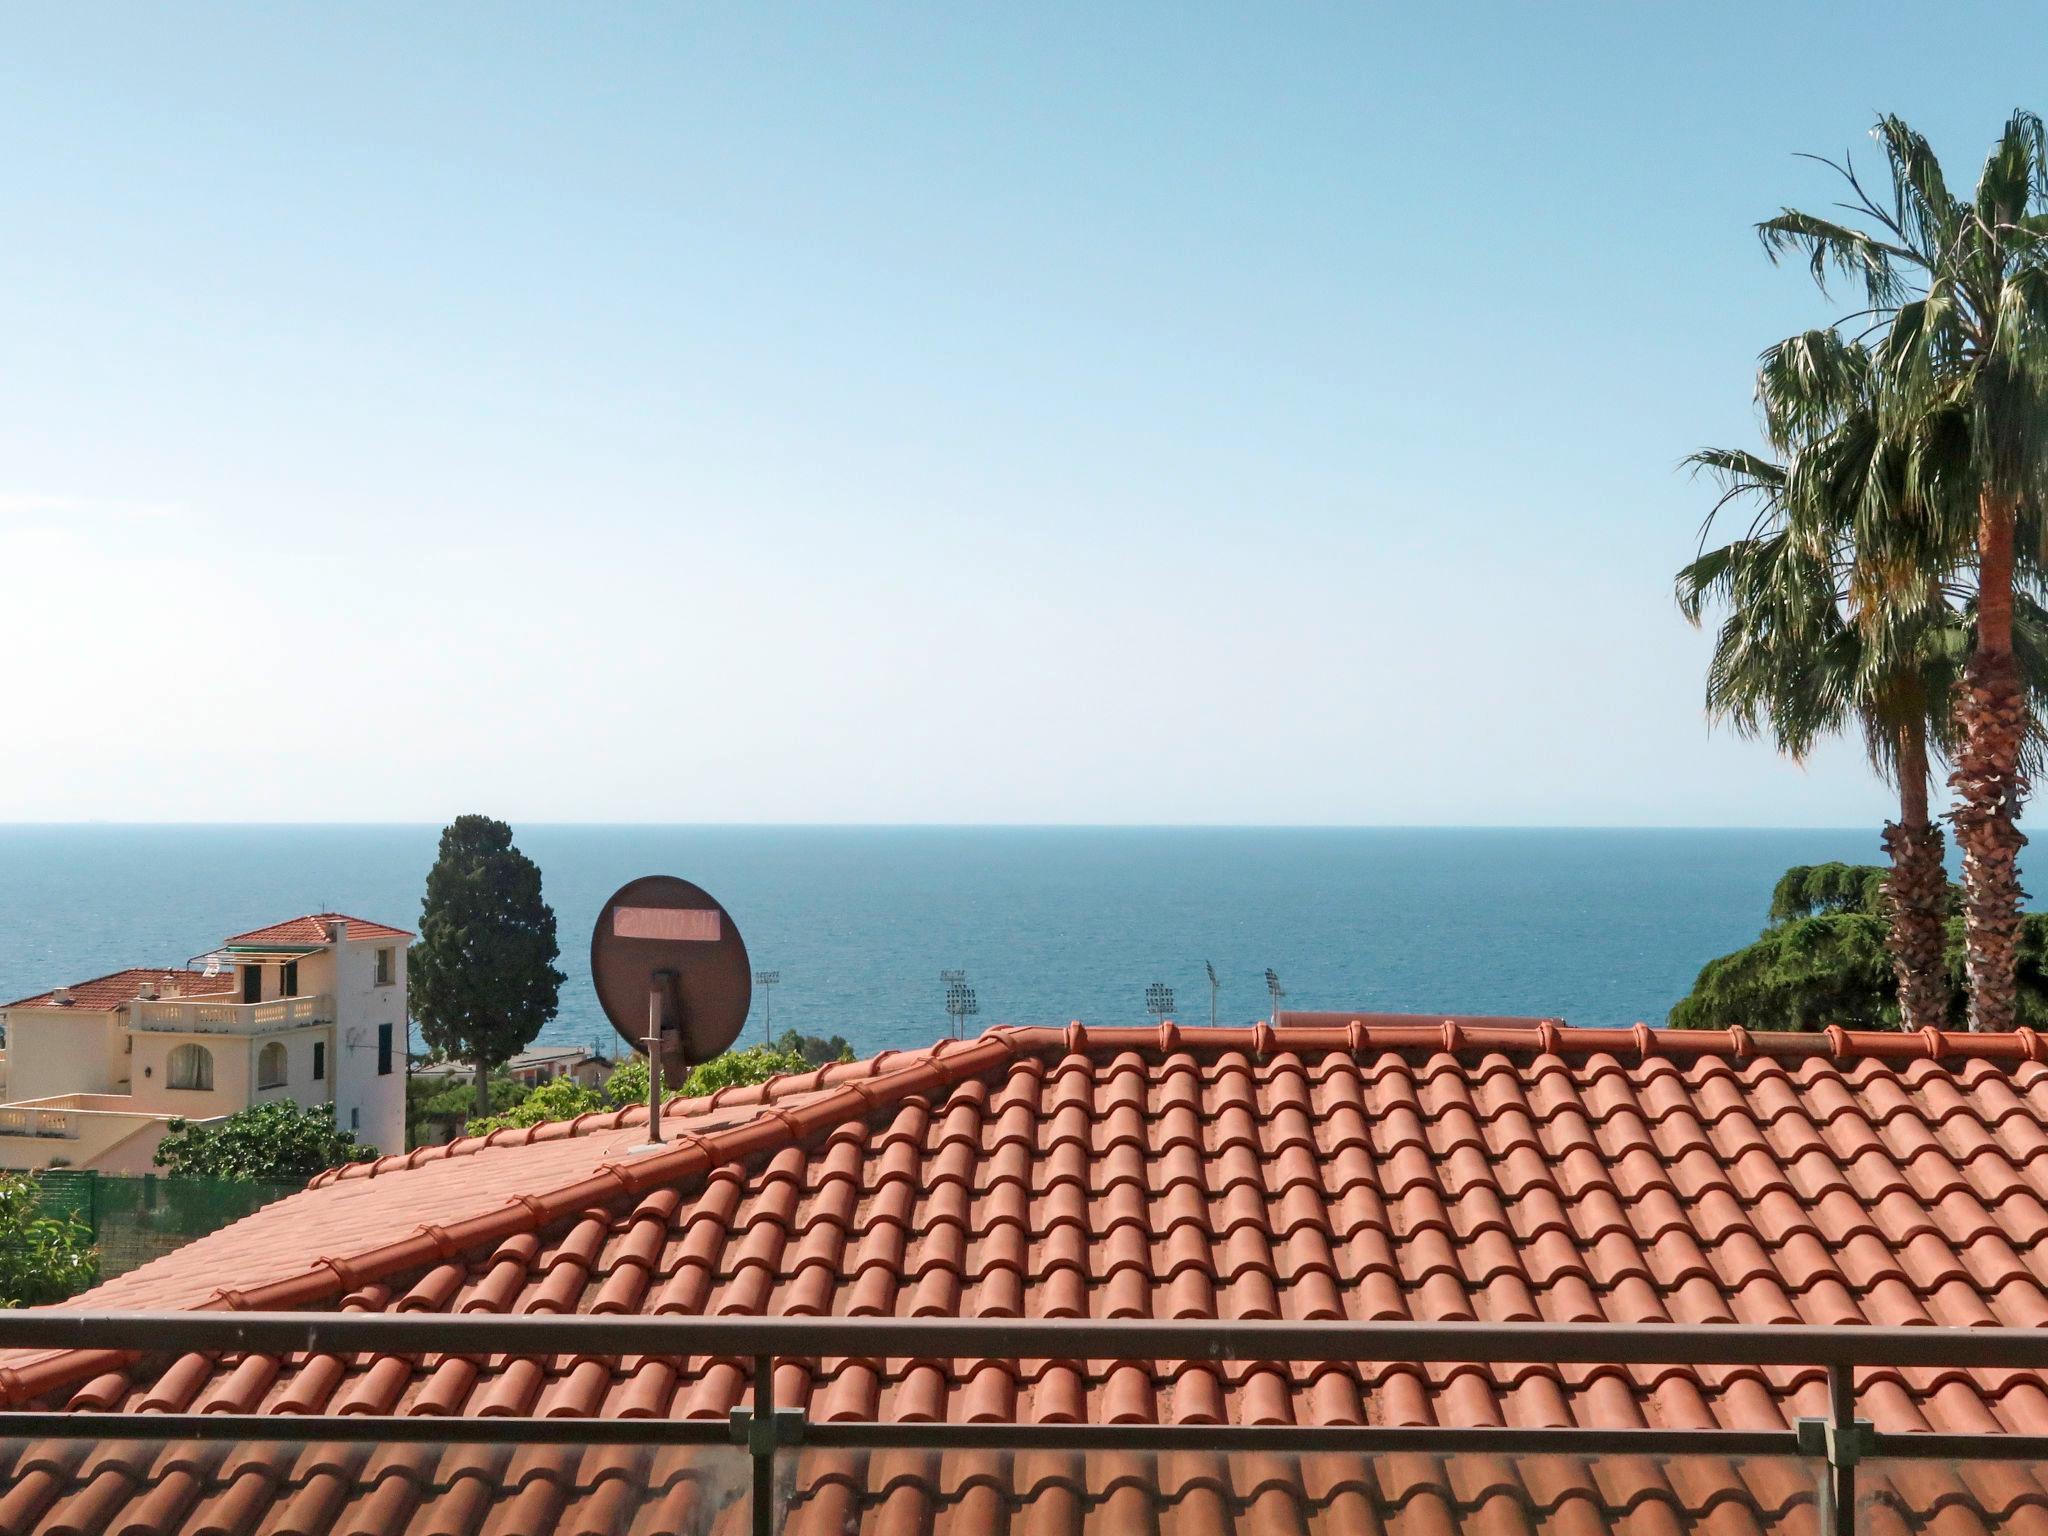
[{"left": 32, "top": 1169, "right": 301, "bottom": 1281}]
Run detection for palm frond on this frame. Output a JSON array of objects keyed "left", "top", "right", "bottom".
[
  {"left": 1758, "top": 209, "right": 1913, "bottom": 306},
  {"left": 1977, "top": 110, "right": 2047, "bottom": 231},
  {"left": 1872, "top": 115, "right": 1963, "bottom": 265}
]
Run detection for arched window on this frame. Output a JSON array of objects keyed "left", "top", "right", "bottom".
[
  {"left": 167, "top": 1043, "right": 214, "bottom": 1092},
  {"left": 256, "top": 1041, "right": 287, "bottom": 1090}
]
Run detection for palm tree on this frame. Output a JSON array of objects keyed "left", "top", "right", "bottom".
[
  {"left": 1678, "top": 440, "right": 1960, "bottom": 1030},
  {"left": 1758, "top": 111, "right": 2048, "bottom": 1029}
]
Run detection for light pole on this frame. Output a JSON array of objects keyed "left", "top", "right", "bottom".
[
  {"left": 945, "top": 981, "right": 979, "bottom": 1039},
  {"left": 1205, "top": 961, "right": 1219, "bottom": 1028},
  {"left": 753, "top": 970, "right": 780, "bottom": 1047},
  {"left": 1265, "top": 967, "right": 1285, "bottom": 1024},
  {"left": 1145, "top": 982, "right": 1174, "bottom": 1022},
  {"left": 939, "top": 970, "right": 965, "bottom": 1038}
]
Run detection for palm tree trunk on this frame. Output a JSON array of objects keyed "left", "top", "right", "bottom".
[
  {"left": 1952, "top": 488, "right": 2031, "bottom": 1031},
  {"left": 1885, "top": 719, "right": 1951, "bottom": 1031}
]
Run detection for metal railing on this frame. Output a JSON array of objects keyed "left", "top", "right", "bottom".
[{"left": 3, "top": 1313, "right": 2045, "bottom": 1536}]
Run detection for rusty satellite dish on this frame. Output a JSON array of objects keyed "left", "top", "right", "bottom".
[{"left": 590, "top": 875, "right": 752, "bottom": 1079}]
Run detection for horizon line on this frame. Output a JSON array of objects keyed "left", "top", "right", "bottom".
[{"left": 0, "top": 819, "right": 1895, "bottom": 833}]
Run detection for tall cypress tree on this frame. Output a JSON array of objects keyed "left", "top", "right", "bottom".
[{"left": 409, "top": 815, "right": 565, "bottom": 1117}]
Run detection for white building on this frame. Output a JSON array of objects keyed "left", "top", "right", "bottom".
[{"left": 0, "top": 913, "right": 410, "bottom": 1173}]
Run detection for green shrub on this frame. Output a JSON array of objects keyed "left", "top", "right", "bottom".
[
  {"left": 1671, "top": 863, "right": 2048, "bottom": 1030},
  {"left": 154, "top": 1100, "right": 372, "bottom": 1183},
  {"left": 466, "top": 1042, "right": 821, "bottom": 1136},
  {"left": 0, "top": 1175, "right": 98, "bottom": 1306}
]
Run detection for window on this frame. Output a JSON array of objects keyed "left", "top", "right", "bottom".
[
  {"left": 350, "top": 1107, "right": 360, "bottom": 1130},
  {"left": 281, "top": 960, "right": 299, "bottom": 997},
  {"left": 256, "top": 1041, "right": 287, "bottom": 1089},
  {"left": 167, "top": 1044, "right": 214, "bottom": 1092},
  {"left": 312, "top": 1041, "right": 326, "bottom": 1081},
  {"left": 377, "top": 1022, "right": 394, "bottom": 1076},
  {"left": 375, "top": 947, "right": 396, "bottom": 986},
  {"left": 240, "top": 967, "right": 261, "bottom": 1005}
]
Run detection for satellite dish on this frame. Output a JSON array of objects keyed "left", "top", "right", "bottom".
[{"left": 590, "top": 875, "right": 752, "bottom": 1075}]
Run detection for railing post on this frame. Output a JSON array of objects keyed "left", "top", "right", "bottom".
[
  {"left": 753, "top": 1353, "right": 773, "bottom": 1536},
  {"left": 1801, "top": 1363, "right": 1875, "bottom": 1536},
  {"left": 1830, "top": 1362, "right": 1854, "bottom": 1536},
  {"left": 728, "top": 1350, "right": 803, "bottom": 1536}
]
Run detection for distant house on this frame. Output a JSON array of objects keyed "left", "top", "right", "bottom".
[
  {"left": 505, "top": 1044, "right": 613, "bottom": 1090},
  {"left": 0, "top": 913, "right": 410, "bottom": 1172}
]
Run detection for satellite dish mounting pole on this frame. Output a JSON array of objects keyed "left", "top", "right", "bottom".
[
  {"left": 641, "top": 984, "right": 665, "bottom": 1148},
  {"left": 639, "top": 968, "right": 682, "bottom": 1150}
]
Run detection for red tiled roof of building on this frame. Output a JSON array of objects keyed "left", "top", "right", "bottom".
[
  {"left": 9, "top": 1017, "right": 2048, "bottom": 1534},
  {"left": 0, "top": 966, "right": 234, "bottom": 1012},
  {"left": 221, "top": 912, "right": 412, "bottom": 945}
]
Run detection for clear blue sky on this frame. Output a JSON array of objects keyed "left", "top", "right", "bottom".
[{"left": 0, "top": 4, "right": 2038, "bottom": 825}]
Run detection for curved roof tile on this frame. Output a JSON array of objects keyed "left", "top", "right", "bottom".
[{"left": 10, "top": 1017, "right": 2048, "bottom": 1535}]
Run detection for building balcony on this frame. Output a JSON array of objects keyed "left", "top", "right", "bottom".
[
  {"left": 0, "top": 1100, "right": 80, "bottom": 1138},
  {"left": 130, "top": 994, "right": 334, "bottom": 1036},
  {"left": 0, "top": 1093, "right": 188, "bottom": 1139}
]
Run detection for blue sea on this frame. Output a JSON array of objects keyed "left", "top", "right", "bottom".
[{"left": 0, "top": 826, "right": 1911, "bottom": 1058}]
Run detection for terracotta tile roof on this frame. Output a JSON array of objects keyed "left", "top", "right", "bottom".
[
  {"left": 0, "top": 967, "right": 234, "bottom": 1012},
  {"left": 11, "top": 1017, "right": 2048, "bottom": 1535},
  {"left": 221, "top": 912, "right": 412, "bottom": 946}
]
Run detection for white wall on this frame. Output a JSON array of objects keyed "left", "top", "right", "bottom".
[
  {"left": 316, "top": 933, "right": 406, "bottom": 1156},
  {"left": 130, "top": 1028, "right": 251, "bottom": 1115},
  {"left": 2, "top": 1009, "right": 127, "bottom": 1102},
  {"left": 0, "top": 1112, "right": 192, "bottom": 1174}
]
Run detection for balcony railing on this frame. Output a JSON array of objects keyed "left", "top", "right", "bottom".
[
  {"left": 4, "top": 1314, "right": 2048, "bottom": 1536},
  {"left": 0, "top": 1104, "right": 74, "bottom": 1138},
  {"left": 130, "top": 993, "right": 333, "bottom": 1035}
]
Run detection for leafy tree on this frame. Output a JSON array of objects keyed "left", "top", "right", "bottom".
[
  {"left": 1768, "top": 863, "right": 1895, "bottom": 922},
  {"left": 674, "top": 1042, "right": 813, "bottom": 1096},
  {"left": 464, "top": 1074, "right": 609, "bottom": 1135},
  {"left": 1759, "top": 112, "right": 2048, "bottom": 1028},
  {"left": 776, "top": 1029, "right": 856, "bottom": 1067},
  {"left": 409, "top": 816, "right": 565, "bottom": 1115},
  {"left": 465, "top": 1043, "right": 813, "bottom": 1136},
  {"left": 154, "top": 1100, "right": 371, "bottom": 1183},
  {"left": 0, "top": 1175, "right": 98, "bottom": 1306},
  {"left": 1671, "top": 862, "right": 2048, "bottom": 1031},
  {"left": 407, "top": 1071, "right": 525, "bottom": 1148}
]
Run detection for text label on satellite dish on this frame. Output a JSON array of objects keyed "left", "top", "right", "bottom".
[
  {"left": 614, "top": 907, "right": 721, "bottom": 942},
  {"left": 589, "top": 875, "right": 751, "bottom": 1070}
]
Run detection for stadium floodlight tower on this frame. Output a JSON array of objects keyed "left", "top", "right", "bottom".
[
  {"left": 1265, "top": 967, "right": 1286, "bottom": 1025},
  {"left": 753, "top": 969, "right": 780, "bottom": 1046},
  {"left": 939, "top": 970, "right": 966, "bottom": 1036},
  {"left": 945, "top": 981, "right": 979, "bottom": 1040},
  {"left": 1205, "top": 961, "right": 1220, "bottom": 1028},
  {"left": 1145, "top": 982, "right": 1175, "bottom": 1022}
]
